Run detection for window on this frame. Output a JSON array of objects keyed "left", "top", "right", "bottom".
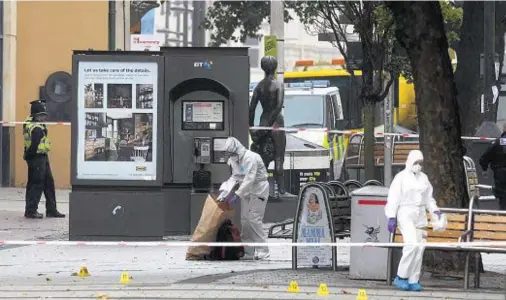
[
  {"left": 331, "top": 94, "right": 344, "bottom": 120},
  {"left": 245, "top": 37, "right": 260, "bottom": 68},
  {"left": 252, "top": 94, "right": 325, "bottom": 127},
  {"left": 326, "top": 95, "right": 336, "bottom": 129}
]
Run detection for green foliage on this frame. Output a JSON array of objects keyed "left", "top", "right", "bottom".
[
  {"left": 202, "top": 1, "right": 292, "bottom": 46},
  {"left": 440, "top": 0, "right": 463, "bottom": 45},
  {"left": 202, "top": 0, "right": 462, "bottom": 86}
]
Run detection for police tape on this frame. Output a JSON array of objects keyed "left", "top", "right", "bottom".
[
  {"left": 0, "top": 121, "right": 71, "bottom": 126},
  {"left": 249, "top": 126, "right": 496, "bottom": 141},
  {"left": 0, "top": 121, "right": 496, "bottom": 141},
  {"left": 0, "top": 240, "right": 505, "bottom": 248}
]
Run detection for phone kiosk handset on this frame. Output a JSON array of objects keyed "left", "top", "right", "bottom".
[{"left": 193, "top": 137, "right": 212, "bottom": 164}]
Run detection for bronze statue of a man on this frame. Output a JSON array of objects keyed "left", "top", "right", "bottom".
[{"left": 249, "top": 56, "right": 289, "bottom": 196}]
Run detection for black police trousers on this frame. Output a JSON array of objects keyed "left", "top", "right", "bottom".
[{"left": 25, "top": 155, "right": 57, "bottom": 214}]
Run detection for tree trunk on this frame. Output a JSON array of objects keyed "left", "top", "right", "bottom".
[
  {"left": 363, "top": 102, "right": 375, "bottom": 181},
  {"left": 360, "top": 4, "right": 377, "bottom": 182},
  {"left": 387, "top": 1, "right": 471, "bottom": 275},
  {"left": 454, "top": 2, "right": 484, "bottom": 136}
]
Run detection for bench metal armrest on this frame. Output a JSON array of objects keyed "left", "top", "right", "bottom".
[
  {"left": 459, "top": 230, "right": 473, "bottom": 242},
  {"left": 268, "top": 219, "right": 294, "bottom": 236}
]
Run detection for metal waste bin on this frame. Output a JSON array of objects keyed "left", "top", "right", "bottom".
[{"left": 349, "top": 186, "right": 390, "bottom": 280}]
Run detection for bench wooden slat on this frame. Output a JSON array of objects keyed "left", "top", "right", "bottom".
[
  {"left": 394, "top": 225, "right": 466, "bottom": 234},
  {"left": 428, "top": 213, "right": 467, "bottom": 222},
  {"left": 394, "top": 229, "right": 464, "bottom": 239},
  {"left": 474, "top": 215, "right": 506, "bottom": 224},
  {"left": 473, "top": 231, "right": 506, "bottom": 241},
  {"left": 394, "top": 236, "right": 458, "bottom": 243},
  {"left": 394, "top": 149, "right": 416, "bottom": 155},
  {"left": 474, "top": 223, "right": 506, "bottom": 232},
  {"left": 429, "top": 222, "right": 466, "bottom": 231},
  {"left": 394, "top": 144, "right": 420, "bottom": 150}
]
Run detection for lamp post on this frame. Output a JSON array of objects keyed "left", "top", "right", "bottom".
[{"left": 270, "top": 0, "right": 284, "bottom": 83}]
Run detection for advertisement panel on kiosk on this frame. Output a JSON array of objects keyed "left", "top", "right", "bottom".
[
  {"left": 70, "top": 53, "right": 165, "bottom": 241},
  {"left": 76, "top": 61, "right": 159, "bottom": 181}
]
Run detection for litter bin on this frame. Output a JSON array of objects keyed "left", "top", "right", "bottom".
[{"left": 349, "top": 186, "right": 390, "bottom": 280}]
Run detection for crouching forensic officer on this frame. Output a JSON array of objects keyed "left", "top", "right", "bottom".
[{"left": 23, "top": 100, "right": 65, "bottom": 219}]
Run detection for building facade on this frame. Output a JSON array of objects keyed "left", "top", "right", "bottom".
[
  {"left": 1, "top": 1, "right": 342, "bottom": 189},
  {"left": 2, "top": 1, "right": 111, "bottom": 189}
]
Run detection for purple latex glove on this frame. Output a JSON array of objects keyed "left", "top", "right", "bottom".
[
  {"left": 387, "top": 218, "right": 397, "bottom": 233},
  {"left": 229, "top": 195, "right": 239, "bottom": 204},
  {"left": 433, "top": 210, "right": 442, "bottom": 217}
]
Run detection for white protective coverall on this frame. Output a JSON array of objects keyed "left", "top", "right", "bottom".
[
  {"left": 384, "top": 150, "right": 439, "bottom": 284},
  {"left": 220, "top": 137, "right": 270, "bottom": 258}
]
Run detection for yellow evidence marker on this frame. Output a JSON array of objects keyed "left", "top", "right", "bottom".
[
  {"left": 317, "top": 283, "right": 329, "bottom": 296},
  {"left": 119, "top": 272, "right": 131, "bottom": 284},
  {"left": 78, "top": 266, "right": 90, "bottom": 277},
  {"left": 356, "top": 289, "right": 368, "bottom": 300},
  {"left": 287, "top": 281, "right": 300, "bottom": 293}
]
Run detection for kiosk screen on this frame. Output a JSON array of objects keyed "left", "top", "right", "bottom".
[{"left": 182, "top": 101, "right": 224, "bottom": 131}]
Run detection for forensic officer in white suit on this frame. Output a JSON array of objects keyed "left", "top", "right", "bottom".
[
  {"left": 220, "top": 137, "right": 270, "bottom": 260},
  {"left": 385, "top": 150, "right": 441, "bottom": 292}
]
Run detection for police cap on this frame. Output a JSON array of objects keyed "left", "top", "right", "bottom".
[{"left": 30, "top": 100, "right": 48, "bottom": 116}]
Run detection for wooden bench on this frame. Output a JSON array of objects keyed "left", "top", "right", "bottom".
[
  {"left": 458, "top": 209, "right": 506, "bottom": 288},
  {"left": 392, "top": 210, "right": 468, "bottom": 244},
  {"left": 388, "top": 208, "right": 472, "bottom": 288},
  {"left": 344, "top": 135, "right": 420, "bottom": 169},
  {"left": 389, "top": 195, "right": 506, "bottom": 290},
  {"left": 392, "top": 142, "right": 419, "bottom": 166},
  {"left": 344, "top": 142, "right": 387, "bottom": 168}
]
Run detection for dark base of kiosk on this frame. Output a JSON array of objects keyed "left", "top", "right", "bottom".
[
  {"left": 162, "top": 188, "right": 242, "bottom": 236},
  {"left": 69, "top": 190, "right": 165, "bottom": 241},
  {"left": 69, "top": 188, "right": 236, "bottom": 239},
  {"left": 69, "top": 185, "right": 298, "bottom": 239}
]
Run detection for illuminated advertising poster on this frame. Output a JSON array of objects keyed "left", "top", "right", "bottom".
[{"left": 77, "top": 61, "right": 157, "bottom": 180}]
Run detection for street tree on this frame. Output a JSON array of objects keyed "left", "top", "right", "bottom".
[
  {"left": 203, "top": 1, "right": 461, "bottom": 181},
  {"left": 204, "top": 1, "right": 405, "bottom": 181},
  {"left": 387, "top": 1, "right": 473, "bottom": 275}
]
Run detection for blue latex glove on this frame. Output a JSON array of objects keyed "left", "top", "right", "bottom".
[
  {"left": 229, "top": 195, "right": 239, "bottom": 204},
  {"left": 387, "top": 218, "right": 397, "bottom": 233},
  {"left": 433, "top": 210, "right": 442, "bottom": 217}
]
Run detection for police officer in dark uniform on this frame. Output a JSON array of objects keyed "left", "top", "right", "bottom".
[
  {"left": 23, "top": 100, "right": 65, "bottom": 219},
  {"left": 480, "top": 123, "right": 506, "bottom": 210}
]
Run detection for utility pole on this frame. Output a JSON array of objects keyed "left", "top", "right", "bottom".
[
  {"left": 0, "top": 0, "right": 3, "bottom": 186},
  {"left": 108, "top": 0, "right": 116, "bottom": 50},
  {"left": 383, "top": 77, "right": 394, "bottom": 187},
  {"left": 483, "top": 1, "right": 496, "bottom": 121},
  {"left": 270, "top": 0, "right": 284, "bottom": 83},
  {"left": 192, "top": 0, "right": 206, "bottom": 47}
]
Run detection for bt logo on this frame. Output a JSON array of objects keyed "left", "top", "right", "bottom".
[{"left": 194, "top": 60, "right": 213, "bottom": 69}]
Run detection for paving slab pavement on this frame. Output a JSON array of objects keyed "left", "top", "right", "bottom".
[
  {"left": 0, "top": 188, "right": 69, "bottom": 242},
  {"left": 0, "top": 188, "right": 506, "bottom": 299},
  {"left": 0, "top": 283, "right": 505, "bottom": 299}
]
